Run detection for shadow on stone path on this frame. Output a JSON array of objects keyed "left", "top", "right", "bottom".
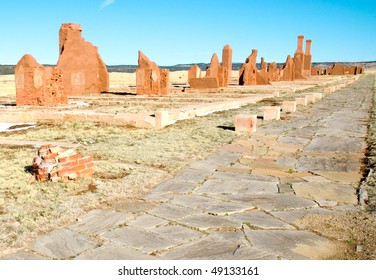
[{"left": 2, "top": 75, "right": 374, "bottom": 260}]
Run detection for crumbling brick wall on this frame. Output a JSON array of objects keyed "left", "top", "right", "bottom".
[
  {"left": 325, "top": 63, "right": 364, "bottom": 76},
  {"left": 33, "top": 144, "right": 94, "bottom": 181},
  {"left": 222, "top": 45, "right": 232, "bottom": 85},
  {"left": 268, "top": 62, "right": 280, "bottom": 82},
  {"left": 15, "top": 54, "right": 66, "bottom": 106},
  {"left": 188, "top": 65, "right": 201, "bottom": 82},
  {"left": 279, "top": 55, "right": 295, "bottom": 81},
  {"left": 136, "top": 51, "right": 169, "bottom": 95},
  {"left": 293, "top": 35, "right": 306, "bottom": 80},
  {"left": 239, "top": 49, "right": 270, "bottom": 86},
  {"left": 189, "top": 45, "right": 231, "bottom": 89},
  {"left": 303, "top": 39, "right": 312, "bottom": 77},
  {"left": 311, "top": 66, "right": 323, "bottom": 76},
  {"left": 57, "top": 23, "right": 109, "bottom": 95}
]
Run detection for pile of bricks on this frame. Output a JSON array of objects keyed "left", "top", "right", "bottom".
[{"left": 33, "top": 144, "right": 94, "bottom": 181}]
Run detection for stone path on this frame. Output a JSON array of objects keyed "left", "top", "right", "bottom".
[{"left": 2, "top": 75, "right": 374, "bottom": 260}]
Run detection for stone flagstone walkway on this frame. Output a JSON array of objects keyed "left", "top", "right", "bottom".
[{"left": 2, "top": 75, "right": 374, "bottom": 260}]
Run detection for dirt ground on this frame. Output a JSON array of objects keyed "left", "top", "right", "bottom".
[
  {"left": 299, "top": 211, "right": 376, "bottom": 260},
  {"left": 0, "top": 72, "right": 375, "bottom": 259}
]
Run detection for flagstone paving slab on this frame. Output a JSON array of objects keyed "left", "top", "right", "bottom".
[
  {"left": 244, "top": 229, "right": 336, "bottom": 260},
  {"left": 103, "top": 226, "right": 177, "bottom": 254},
  {"left": 271, "top": 208, "right": 335, "bottom": 228},
  {"left": 75, "top": 243, "right": 157, "bottom": 260},
  {"left": 127, "top": 214, "right": 169, "bottom": 229},
  {"left": 1, "top": 250, "right": 48, "bottom": 260},
  {"left": 292, "top": 182, "right": 357, "bottom": 205},
  {"left": 228, "top": 210, "right": 295, "bottom": 230},
  {"left": 151, "top": 180, "right": 198, "bottom": 193},
  {"left": 215, "top": 166, "right": 252, "bottom": 174},
  {"left": 161, "top": 237, "right": 279, "bottom": 260},
  {"left": 112, "top": 200, "right": 156, "bottom": 214},
  {"left": 188, "top": 160, "right": 222, "bottom": 173},
  {"left": 313, "top": 171, "right": 362, "bottom": 184},
  {"left": 205, "top": 201, "right": 256, "bottom": 216},
  {"left": 220, "top": 143, "right": 253, "bottom": 154},
  {"left": 148, "top": 203, "right": 201, "bottom": 220},
  {"left": 30, "top": 228, "right": 98, "bottom": 259},
  {"left": 178, "top": 213, "right": 242, "bottom": 230},
  {"left": 68, "top": 209, "right": 131, "bottom": 235},
  {"left": 143, "top": 191, "right": 174, "bottom": 202},
  {"left": 211, "top": 171, "right": 279, "bottom": 182},
  {"left": 268, "top": 144, "right": 303, "bottom": 154},
  {"left": 212, "top": 194, "right": 318, "bottom": 212},
  {"left": 251, "top": 168, "right": 293, "bottom": 178},
  {"left": 149, "top": 225, "right": 204, "bottom": 244},
  {"left": 277, "top": 136, "right": 311, "bottom": 146},
  {"left": 204, "top": 151, "right": 242, "bottom": 165},
  {"left": 304, "top": 136, "right": 364, "bottom": 152},
  {"left": 170, "top": 195, "right": 228, "bottom": 211},
  {"left": 205, "top": 229, "right": 249, "bottom": 244},
  {"left": 249, "top": 161, "right": 293, "bottom": 171},
  {"left": 296, "top": 157, "right": 360, "bottom": 172},
  {"left": 195, "top": 178, "right": 278, "bottom": 195},
  {"left": 276, "top": 157, "right": 298, "bottom": 166},
  {"left": 169, "top": 168, "right": 211, "bottom": 184},
  {"left": 301, "top": 175, "right": 333, "bottom": 183}
]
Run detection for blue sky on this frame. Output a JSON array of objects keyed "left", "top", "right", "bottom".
[{"left": 0, "top": 0, "right": 375, "bottom": 65}]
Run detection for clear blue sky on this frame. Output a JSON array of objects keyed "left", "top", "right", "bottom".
[{"left": 0, "top": 0, "right": 375, "bottom": 65}]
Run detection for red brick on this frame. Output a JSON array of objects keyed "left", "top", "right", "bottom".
[
  {"left": 59, "top": 161, "right": 79, "bottom": 169},
  {"left": 33, "top": 156, "right": 42, "bottom": 166},
  {"left": 85, "top": 162, "right": 94, "bottom": 169},
  {"left": 38, "top": 148, "right": 51, "bottom": 157},
  {"left": 43, "top": 153, "right": 58, "bottom": 160},
  {"left": 69, "top": 164, "right": 87, "bottom": 172},
  {"left": 36, "top": 174, "right": 48, "bottom": 181},
  {"left": 39, "top": 144, "right": 54, "bottom": 151},
  {"left": 78, "top": 169, "right": 94, "bottom": 177},
  {"left": 58, "top": 157, "right": 68, "bottom": 163},
  {"left": 43, "top": 158, "right": 58, "bottom": 165},
  {"left": 77, "top": 156, "right": 93, "bottom": 165},
  {"left": 37, "top": 169, "right": 46, "bottom": 175},
  {"left": 57, "top": 170, "right": 77, "bottom": 177},
  {"left": 67, "top": 154, "right": 83, "bottom": 161},
  {"left": 49, "top": 171, "right": 58, "bottom": 179}
]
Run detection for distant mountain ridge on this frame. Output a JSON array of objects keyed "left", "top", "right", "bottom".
[{"left": 1, "top": 61, "right": 375, "bottom": 75}]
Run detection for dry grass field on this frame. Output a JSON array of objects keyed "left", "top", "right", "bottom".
[{"left": 0, "top": 75, "right": 15, "bottom": 96}]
